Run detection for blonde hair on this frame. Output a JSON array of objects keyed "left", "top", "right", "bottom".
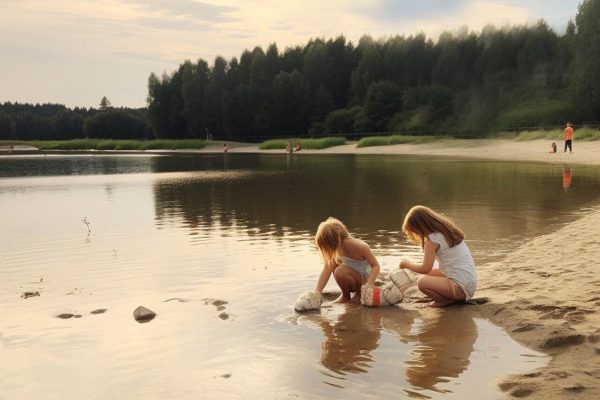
[
  {"left": 315, "top": 217, "right": 349, "bottom": 267},
  {"left": 402, "top": 205, "right": 464, "bottom": 249}
]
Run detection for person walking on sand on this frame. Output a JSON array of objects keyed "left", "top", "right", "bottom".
[
  {"left": 313, "top": 217, "right": 381, "bottom": 303},
  {"left": 223, "top": 143, "right": 229, "bottom": 153},
  {"left": 399, "top": 205, "right": 477, "bottom": 307},
  {"left": 564, "top": 122, "right": 574, "bottom": 153}
]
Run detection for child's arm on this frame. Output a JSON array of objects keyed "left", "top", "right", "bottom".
[
  {"left": 399, "top": 240, "right": 438, "bottom": 275},
  {"left": 363, "top": 245, "right": 381, "bottom": 287},
  {"left": 315, "top": 263, "right": 333, "bottom": 293}
]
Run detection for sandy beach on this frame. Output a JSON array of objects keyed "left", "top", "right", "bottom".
[
  {"left": 227, "top": 138, "right": 600, "bottom": 398},
  {"left": 4, "top": 138, "right": 599, "bottom": 398}
]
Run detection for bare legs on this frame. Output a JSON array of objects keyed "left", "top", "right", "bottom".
[
  {"left": 417, "top": 272, "right": 466, "bottom": 307},
  {"left": 333, "top": 265, "right": 363, "bottom": 303}
]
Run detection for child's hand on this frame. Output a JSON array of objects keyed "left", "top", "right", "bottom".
[{"left": 399, "top": 259, "right": 411, "bottom": 269}]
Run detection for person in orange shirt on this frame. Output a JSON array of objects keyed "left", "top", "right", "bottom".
[{"left": 563, "top": 122, "right": 574, "bottom": 153}]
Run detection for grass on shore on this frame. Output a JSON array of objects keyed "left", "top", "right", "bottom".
[
  {"left": 259, "top": 137, "right": 346, "bottom": 150},
  {"left": 0, "top": 139, "right": 208, "bottom": 150},
  {"left": 356, "top": 135, "right": 441, "bottom": 148},
  {"left": 499, "top": 128, "right": 600, "bottom": 141}
]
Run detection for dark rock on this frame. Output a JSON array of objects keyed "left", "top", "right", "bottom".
[
  {"left": 56, "top": 313, "right": 74, "bottom": 319},
  {"left": 218, "top": 312, "right": 229, "bottom": 320},
  {"left": 133, "top": 306, "right": 156, "bottom": 323},
  {"left": 21, "top": 291, "right": 40, "bottom": 299},
  {"left": 90, "top": 308, "right": 107, "bottom": 314}
]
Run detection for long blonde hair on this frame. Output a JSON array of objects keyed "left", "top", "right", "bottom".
[
  {"left": 315, "top": 217, "right": 349, "bottom": 267},
  {"left": 402, "top": 205, "right": 464, "bottom": 249}
]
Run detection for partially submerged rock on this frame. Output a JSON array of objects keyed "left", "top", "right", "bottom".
[
  {"left": 21, "top": 291, "right": 40, "bottom": 299},
  {"left": 133, "top": 306, "right": 156, "bottom": 323},
  {"left": 90, "top": 308, "right": 107, "bottom": 314},
  {"left": 55, "top": 313, "right": 81, "bottom": 319}
]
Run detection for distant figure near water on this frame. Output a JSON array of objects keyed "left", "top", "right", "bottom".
[
  {"left": 549, "top": 142, "right": 557, "bottom": 153},
  {"left": 564, "top": 122, "right": 574, "bottom": 153},
  {"left": 223, "top": 143, "right": 229, "bottom": 153},
  {"left": 294, "top": 142, "right": 302, "bottom": 152}
]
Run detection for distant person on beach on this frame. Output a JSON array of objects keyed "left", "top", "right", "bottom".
[
  {"left": 314, "top": 217, "right": 381, "bottom": 303},
  {"left": 399, "top": 205, "right": 477, "bottom": 307},
  {"left": 223, "top": 143, "right": 228, "bottom": 153},
  {"left": 564, "top": 122, "right": 574, "bottom": 153},
  {"left": 549, "top": 142, "right": 557, "bottom": 153},
  {"left": 286, "top": 141, "right": 293, "bottom": 153},
  {"left": 294, "top": 142, "right": 302, "bottom": 152}
]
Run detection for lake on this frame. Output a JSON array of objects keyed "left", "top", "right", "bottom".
[{"left": 3, "top": 153, "right": 599, "bottom": 399}]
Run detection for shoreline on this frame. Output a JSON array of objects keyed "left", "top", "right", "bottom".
[
  {"left": 2, "top": 138, "right": 600, "bottom": 167},
  {"left": 3, "top": 138, "right": 600, "bottom": 397}
]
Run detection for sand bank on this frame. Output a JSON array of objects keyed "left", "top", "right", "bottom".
[{"left": 222, "top": 138, "right": 600, "bottom": 167}]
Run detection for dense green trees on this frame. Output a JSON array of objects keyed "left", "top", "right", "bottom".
[
  {"left": 0, "top": 102, "right": 151, "bottom": 141},
  {"left": 0, "top": 110, "right": 16, "bottom": 139},
  {"left": 145, "top": 2, "right": 600, "bottom": 140},
  {"left": 571, "top": 0, "right": 600, "bottom": 121}
]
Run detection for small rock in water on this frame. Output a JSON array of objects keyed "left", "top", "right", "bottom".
[
  {"left": 221, "top": 373, "right": 231, "bottom": 379},
  {"left": 212, "top": 299, "right": 228, "bottom": 307},
  {"left": 218, "top": 312, "right": 230, "bottom": 320},
  {"left": 73, "top": 314, "right": 82, "bottom": 318},
  {"left": 56, "top": 313, "right": 74, "bottom": 319},
  {"left": 90, "top": 308, "right": 107, "bottom": 314},
  {"left": 133, "top": 306, "right": 157, "bottom": 323},
  {"left": 21, "top": 291, "right": 40, "bottom": 299}
]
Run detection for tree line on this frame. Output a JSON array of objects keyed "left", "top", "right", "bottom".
[
  {"left": 1, "top": 0, "right": 599, "bottom": 142},
  {"left": 0, "top": 99, "right": 152, "bottom": 141}
]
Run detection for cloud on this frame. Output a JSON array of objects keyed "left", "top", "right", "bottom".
[
  {"left": 129, "top": 16, "right": 212, "bottom": 32},
  {"left": 121, "top": 0, "right": 236, "bottom": 22},
  {"left": 114, "top": 51, "right": 175, "bottom": 64},
  {"left": 353, "top": 0, "right": 468, "bottom": 22}
]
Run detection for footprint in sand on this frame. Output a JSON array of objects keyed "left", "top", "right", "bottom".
[{"left": 203, "top": 298, "right": 232, "bottom": 320}]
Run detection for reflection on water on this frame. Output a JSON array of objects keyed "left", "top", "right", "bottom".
[
  {"left": 405, "top": 308, "right": 477, "bottom": 392},
  {"left": 296, "top": 304, "right": 545, "bottom": 399},
  {"left": 318, "top": 306, "right": 382, "bottom": 375},
  {"left": 563, "top": 167, "right": 572, "bottom": 190},
  {"left": 0, "top": 154, "right": 594, "bottom": 399}
]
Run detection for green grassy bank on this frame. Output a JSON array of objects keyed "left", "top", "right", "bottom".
[{"left": 0, "top": 139, "right": 207, "bottom": 151}]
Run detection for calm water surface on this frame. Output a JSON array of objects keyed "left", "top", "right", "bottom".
[{"left": 3, "top": 153, "right": 599, "bottom": 399}]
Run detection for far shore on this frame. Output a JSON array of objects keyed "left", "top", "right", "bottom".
[
  {"left": 3, "top": 137, "right": 598, "bottom": 167},
  {"left": 2, "top": 137, "right": 600, "bottom": 398}
]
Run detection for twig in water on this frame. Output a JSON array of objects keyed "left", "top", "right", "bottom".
[{"left": 82, "top": 217, "right": 91, "bottom": 233}]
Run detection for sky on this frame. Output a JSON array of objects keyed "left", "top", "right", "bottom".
[{"left": 0, "top": 0, "right": 583, "bottom": 109}]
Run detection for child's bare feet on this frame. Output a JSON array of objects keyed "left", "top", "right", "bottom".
[
  {"left": 334, "top": 294, "right": 351, "bottom": 303},
  {"left": 350, "top": 293, "right": 361, "bottom": 304},
  {"left": 415, "top": 297, "right": 434, "bottom": 303},
  {"left": 428, "top": 300, "right": 455, "bottom": 307}
]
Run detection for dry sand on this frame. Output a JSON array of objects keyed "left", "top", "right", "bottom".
[{"left": 5, "top": 138, "right": 600, "bottom": 397}]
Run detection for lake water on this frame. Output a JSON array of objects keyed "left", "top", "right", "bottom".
[{"left": 3, "top": 153, "right": 599, "bottom": 399}]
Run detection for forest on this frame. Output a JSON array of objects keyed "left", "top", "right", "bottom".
[{"left": 1, "top": 0, "right": 599, "bottom": 142}]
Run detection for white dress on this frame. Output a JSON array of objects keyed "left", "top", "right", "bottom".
[{"left": 428, "top": 232, "right": 477, "bottom": 299}]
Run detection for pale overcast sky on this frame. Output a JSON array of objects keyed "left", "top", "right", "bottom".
[{"left": 0, "top": 0, "right": 582, "bottom": 108}]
